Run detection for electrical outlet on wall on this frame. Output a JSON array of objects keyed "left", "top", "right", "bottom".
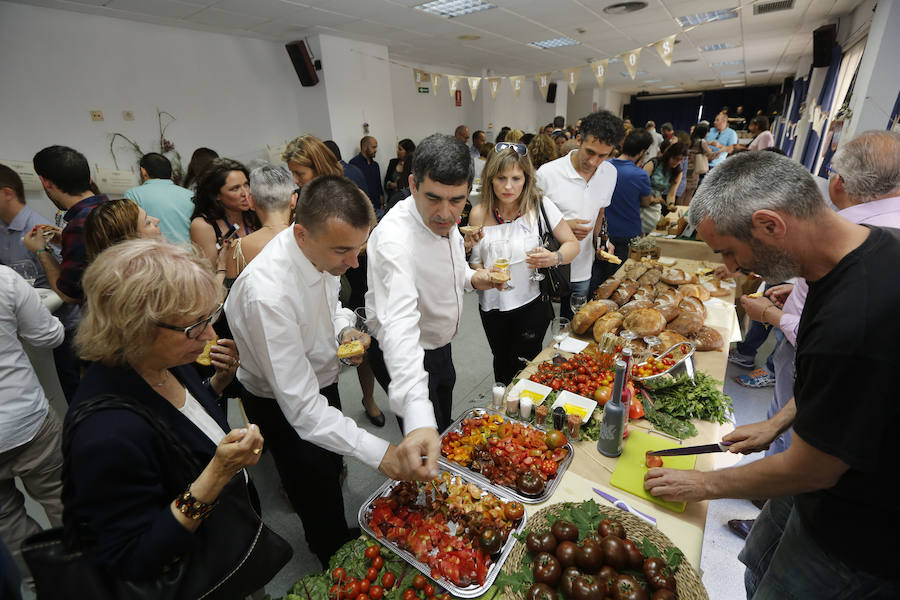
[
  {"left": 90, "top": 110, "right": 104, "bottom": 122},
  {"left": 122, "top": 110, "right": 135, "bottom": 121}
]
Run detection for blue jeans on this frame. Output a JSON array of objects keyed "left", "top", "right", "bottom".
[
  {"left": 740, "top": 497, "right": 900, "bottom": 599},
  {"left": 560, "top": 279, "right": 591, "bottom": 320}
]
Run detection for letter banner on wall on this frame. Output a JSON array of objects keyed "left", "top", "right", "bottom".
[
  {"left": 654, "top": 34, "right": 677, "bottom": 67},
  {"left": 563, "top": 67, "right": 580, "bottom": 94},
  {"left": 509, "top": 75, "right": 525, "bottom": 99},
  {"left": 623, "top": 48, "right": 641, "bottom": 80},
  {"left": 431, "top": 73, "right": 442, "bottom": 95},
  {"left": 447, "top": 75, "right": 461, "bottom": 97},
  {"left": 468, "top": 77, "right": 481, "bottom": 102},
  {"left": 536, "top": 73, "right": 552, "bottom": 98},
  {"left": 590, "top": 59, "right": 608, "bottom": 88},
  {"left": 413, "top": 69, "right": 429, "bottom": 89},
  {"left": 488, "top": 77, "right": 502, "bottom": 99}
]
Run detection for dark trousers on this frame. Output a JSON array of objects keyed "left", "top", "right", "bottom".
[
  {"left": 589, "top": 236, "right": 631, "bottom": 295},
  {"left": 367, "top": 338, "right": 456, "bottom": 432},
  {"left": 52, "top": 330, "right": 80, "bottom": 404},
  {"left": 479, "top": 296, "right": 552, "bottom": 385},
  {"left": 344, "top": 252, "right": 368, "bottom": 311},
  {"left": 240, "top": 383, "right": 351, "bottom": 568}
]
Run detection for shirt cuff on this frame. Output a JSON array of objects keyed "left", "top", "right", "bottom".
[
  {"left": 403, "top": 400, "right": 439, "bottom": 436},
  {"left": 464, "top": 266, "right": 476, "bottom": 293},
  {"left": 779, "top": 314, "right": 800, "bottom": 347},
  {"left": 355, "top": 431, "right": 391, "bottom": 470}
]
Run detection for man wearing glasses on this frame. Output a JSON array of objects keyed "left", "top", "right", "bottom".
[
  {"left": 225, "top": 176, "right": 428, "bottom": 568},
  {"left": 537, "top": 110, "right": 624, "bottom": 318}
]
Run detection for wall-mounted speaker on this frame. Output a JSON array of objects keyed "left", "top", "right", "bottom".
[
  {"left": 285, "top": 40, "right": 319, "bottom": 87},
  {"left": 546, "top": 82, "right": 557, "bottom": 103},
  {"left": 812, "top": 24, "right": 837, "bottom": 68}
]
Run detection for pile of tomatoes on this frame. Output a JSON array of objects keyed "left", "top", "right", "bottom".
[
  {"left": 441, "top": 414, "right": 569, "bottom": 496},
  {"left": 329, "top": 549, "right": 452, "bottom": 600},
  {"left": 529, "top": 354, "right": 614, "bottom": 401},
  {"left": 632, "top": 355, "right": 676, "bottom": 379}
]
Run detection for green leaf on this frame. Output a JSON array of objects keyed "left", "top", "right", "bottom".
[
  {"left": 639, "top": 537, "right": 662, "bottom": 560},
  {"left": 664, "top": 545, "right": 684, "bottom": 570},
  {"left": 494, "top": 564, "right": 534, "bottom": 590}
]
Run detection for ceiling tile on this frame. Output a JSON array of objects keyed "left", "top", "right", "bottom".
[
  {"left": 186, "top": 7, "right": 270, "bottom": 28},
  {"left": 106, "top": 0, "right": 201, "bottom": 19}
]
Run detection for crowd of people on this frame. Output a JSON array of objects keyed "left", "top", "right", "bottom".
[{"left": 1, "top": 106, "right": 898, "bottom": 599}]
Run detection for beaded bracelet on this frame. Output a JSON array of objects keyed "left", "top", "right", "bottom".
[{"left": 174, "top": 488, "right": 218, "bottom": 521}]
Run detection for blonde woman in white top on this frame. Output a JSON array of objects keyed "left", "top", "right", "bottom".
[{"left": 468, "top": 143, "right": 579, "bottom": 384}]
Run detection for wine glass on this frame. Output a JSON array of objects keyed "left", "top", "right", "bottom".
[
  {"left": 523, "top": 234, "right": 546, "bottom": 282},
  {"left": 570, "top": 294, "right": 587, "bottom": 316},
  {"left": 552, "top": 317, "right": 570, "bottom": 343},
  {"left": 489, "top": 240, "right": 514, "bottom": 290},
  {"left": 11, "top": 261, "right": 37, "bottom": 286}
]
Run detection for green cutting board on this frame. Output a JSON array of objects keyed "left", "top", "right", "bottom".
[{"left": 609, "top": 429, "right": 697, "bottom": 513}]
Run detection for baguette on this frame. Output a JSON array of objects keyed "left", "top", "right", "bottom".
[
  {"left": 611, "top": 279, "right": 639, "bottom": 306},
  {"left": 594, "top": 277, "right": 621, "bottom": 300},
  {"left": 337, "top": 339, "right": 365, "bottom": 359}
]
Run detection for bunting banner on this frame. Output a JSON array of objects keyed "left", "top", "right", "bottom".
[
  {"left": 536, "top": 73, "right": 552, "bottom": 98},
  {"left": 467, "top": 76, "right": 481, "bottom": 102},
  {"left": 654, "top": 34, "right": 677, "bottom": 67},
  {"left": 447, "top": 75, "right": 462, "bottom": 97},
  {"left": 413, "top": 69, "right": 429, "bottom": 89},
  {"left": 431, "top": 73, "right": 442, "bottom": 95},
  {"left": 509, "top": 75, "right": 525, "bottom": 99},
  {"left": 590, "top": 59, "right": 608, "bottom": 88},
  {"left": 623, "top": 48, "right": 642, "bottom": 80},
  {"left": 563, "top": 67, "right": 580, "bottom": 94},
  {"left": 488, "top": 77, "right": 502, "bottom": 99}
]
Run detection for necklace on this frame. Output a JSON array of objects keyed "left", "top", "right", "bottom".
[{"left": 149, "top": 370, "right": 170, "bottom": 388}]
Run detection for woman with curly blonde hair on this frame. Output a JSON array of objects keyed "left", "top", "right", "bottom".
[{"left": 527, "top": 134, "right": 558, "bottom": 171}]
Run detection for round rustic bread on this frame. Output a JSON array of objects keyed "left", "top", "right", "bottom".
[{"left": 622, "top": 308, "right": 667, "bottom": 337}]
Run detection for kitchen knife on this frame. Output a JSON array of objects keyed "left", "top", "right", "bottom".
[
  {"left": 592, "top": 488, "right": 657, "bottom": 526},
  {"left": 646, "top": 441, "right": 732, "bottom": 456}
]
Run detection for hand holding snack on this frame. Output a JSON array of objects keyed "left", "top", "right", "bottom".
[
  {"left": 23, "top": 225, "right": 60, "bottom": 253},
  {"left": 471, "top": 267, "right": 506, "bottom": 291},
  {"left": 459, "top": 225, "right": 483, "bottom": 254},
  {"left": 596, "top": 248, "right": 621, "bottom": 264},
  {"left": 337, "top": 327, "right": 370, "bottom": 366}
]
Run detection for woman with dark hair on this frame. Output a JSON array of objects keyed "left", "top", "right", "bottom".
[
  {"left": 385, "top": 150, "right": 415, "bottom": 214},
  {"left": 735, "top": 115, "right": 775, "bottom": 151},
  {"left": 384, "top": 139, "right": 415, "bottom": 196},
  {"left": 181, "top": 147, "right": 219, "bottom": 190},
  {"left": 190, "top": 158, "right": 260, "bottom": 270},
  {"left": 641, "top": 142, "right": 686, "bottom": 233},
  {"left": 468, "top": 144, "right": 578, "bottom": 384},
  {"left": 681, "top": 125, "right": 716, "bottom": 206}
]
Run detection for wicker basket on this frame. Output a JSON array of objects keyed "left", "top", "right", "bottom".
[
  {"left": 501, "top": 502, "right": 708, "bottom": 600},
  {"left": 627, "top": 246, "right": 661, "bottom": 261}
]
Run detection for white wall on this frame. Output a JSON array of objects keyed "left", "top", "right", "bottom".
[
  {"left": 0, "top": 1, "right": 330, "bottom": 219},
  {"left": 568, "top": 88, "right": 596, "bottom": 125},
  {"left": 479, "top": 76, "right": 558, "bottom": 139}
]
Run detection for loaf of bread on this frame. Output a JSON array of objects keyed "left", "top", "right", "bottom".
[
  {"left": 596, "top": 299, "right": 619, "bottom": 313},
  {"left": 653, "top": 281, "right": 674, "bottom": 296},
  {"left": 667, "top": 311, "right": 704, "bottom": 337},
  {"left": 702, "top": 279, "right": 731, "bottom": 297},
  {"left": 598, "top": 249, "right": 621, "bottom": 264},
  {"left": 594, "top": 277, "right": 621, "bottom": 300},
  {"left": 593, "top": 312, "right": 624, "bottom": 341},
  {"left": 658, "top": 330, "right": 690, "bottom": 350},
  {"left": 692, "top": 326, "right": 724, "bottom": 351},
  {"left": 679, "top": 296, "right": 707, "bottom": 319},
  {"left": 618, "top": 298, "right": 654, "bottom": 317},
  {"left": 611, "top": 279, "right": 639, "bottom": 306},
  {"left": 652, "top": 302, "right": 680, "bottom": 322},
  {"left": 657, "top": 288, "right": 683, "bottom": 307},
  {"left": 337, "top": 339, "right": 365, "bottom": 359},
  {"left": 572, "top": 300, "right": 611, "bottom": 334},
  {"left": 490, "top": 270, "right": 510, "bottom": 283},
  {"left": 637, "top": 268, "right": 662, "bottom": 286},
  {"left": 623, "top": 262, "right": 650, "bottom": 281},
  {"left": 661, "top": 267, "right": 693, "bottom": 286},
  {"left": 623, "top": 308, "right": 667, "bottom": 337},
  {"left": 679, "top": 283, "right": 711, "bottom": 302}
]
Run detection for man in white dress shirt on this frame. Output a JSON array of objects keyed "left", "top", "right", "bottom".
[
  {"left": 225, "top": 175, "right": 428, "bottom": 567},
  {"left": 537, "top": 110, "right": 624, "bottom": 318},
  {"left": 365, "top": 133, "right": 500, "bottom": 440}
]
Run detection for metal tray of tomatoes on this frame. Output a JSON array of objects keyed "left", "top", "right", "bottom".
[
  {"left": 437, "top": 407, "right": 574, "bottom": 505},
  {"left": 358, "top": 466, "right": 527, "bottom": 598}
]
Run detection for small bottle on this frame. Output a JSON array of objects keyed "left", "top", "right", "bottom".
[
  {"left": 519, "top": 396, "right": 533, "bottom": 419},
  {"left": 505, "top": 392, "right": 520, "bottom": 418},
  {"left": 620, "top": 348, "right": 634, "bottom": 438},
  {"left": 596, "top": 360, "right": 628, "bottom": 457}
]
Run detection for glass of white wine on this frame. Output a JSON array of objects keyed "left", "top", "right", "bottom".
[
  {"left": 489, "top": 240, "right": 514, "bottom": 290},
  {"left": 523, "top": 234, "right": 546, "bottom": 282}
]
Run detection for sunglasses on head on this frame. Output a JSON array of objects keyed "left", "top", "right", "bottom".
[{"left": 495, "top": 142, "right": 527, "bottom": 156}]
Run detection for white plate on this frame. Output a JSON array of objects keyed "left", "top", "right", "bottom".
[
  {"left": 510, "top": 378, "right": 551, "bottom": 404},
  {"left": 551, "top": 390, "right": 598, "bottom": 424}
]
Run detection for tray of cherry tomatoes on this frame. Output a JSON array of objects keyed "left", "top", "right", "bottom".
[
  {"left": 358, "top": 467, "right": 527, "bottom": 598},
  {"left": 439, "top": 408, "right": 573, "bottom": 504}
]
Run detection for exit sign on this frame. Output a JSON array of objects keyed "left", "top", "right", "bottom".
[{"left": 418, "top": 87, "right": 429, "bottom": 93}]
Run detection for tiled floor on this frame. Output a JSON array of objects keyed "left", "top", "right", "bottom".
[{"left": 18, "top": 293, "right": 778, "bottom": 600}]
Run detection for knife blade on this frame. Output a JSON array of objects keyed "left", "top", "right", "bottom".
[{"left": 646, "top": 441, "right": 732, "bottom": 456}]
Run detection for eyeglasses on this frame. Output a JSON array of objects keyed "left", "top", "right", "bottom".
[
  {"left": 495, "top": 142, "right": 528, "bottom": 156},
  {"left": 825, "top": 164, "right": 840, "bottom": 178},
  {"left": 156, "top": 303, "right": 223, "bottom": 339}
]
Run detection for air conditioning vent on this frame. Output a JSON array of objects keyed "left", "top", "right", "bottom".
[
  {"left": 754, "top": 0, "right": 795, "bottom": 15},
  {"left": 750, "top": 69, "right": 769, "bottom": 73}
]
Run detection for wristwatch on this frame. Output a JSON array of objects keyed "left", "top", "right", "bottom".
[{"left": 555, "top": 251, "right": 563, "bottom": 267}]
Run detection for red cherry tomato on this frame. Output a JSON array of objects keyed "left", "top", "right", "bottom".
[
  {"left": 381, "top": 572, "right": 396, "bottom": 589},
  {"left": 359, "top": 579, "right": 370, "bottom": 593},
  {"left": 329, "top": 584, "right": 342, "bottom": 600},
  {"left": 646, "top": 452, "right": 664, "bottom": 468},
  {"left": 355, "top": 594, "right": 369, "bottom": 600},
  {"left": 332, "top": 567, "right": 346, "bottom": 583},
  {"left": 366, "top": 567, "right": 379, "bottom": 582},
  {"left": 365, "top": 545, "right": 380, "bottom": 560},
  {"left": 371, "top": 555, "right": 384, "bottom": 571},
  {"left": 369, "top": 585, "right": 384, "bottom": 600},
  {"left": 424, "top": 584, "right": 434, "bottom": 596},
  {"left": 412, "top": 574, "right": 427, "bottom": 590},
  {"left": 403, "top": 589, "right": 417, "bottom": 600}
]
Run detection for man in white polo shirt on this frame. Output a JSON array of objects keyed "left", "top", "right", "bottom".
[{"left": 537, "top": 110, "right": 624, "bottom": 318}]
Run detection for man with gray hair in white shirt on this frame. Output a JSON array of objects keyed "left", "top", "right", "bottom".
[{"left": 364, "top": 133, "right": 501, "bottom": 450}]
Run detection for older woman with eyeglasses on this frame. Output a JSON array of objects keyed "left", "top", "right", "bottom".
[{"left": 63, "top": 239, "right": 273, "bottom": 590}]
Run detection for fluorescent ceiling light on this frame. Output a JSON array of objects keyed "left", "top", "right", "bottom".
[
  {"left": 415, "top": 0, "right": 496, "bottom": 18},
  {"left": 659, "top": 84, "right": 679, "bottom": 89},
  {"left": 720, "top": 70, "right": 745, "bottom": 76},
  {"left": 603, "top": 2, "right": 648, "bottom": 14},
  {"left": 711, "top": 59, "right": 744, "bottom": 67},
  {"left": 642, "top": 79, "right": 663, "bottom": 83},
  {"left": 724, "top": 82, "right": 744, "bottom": 87},
  {"left": 529, "top": 36, "right": 580, "bottom": 49},
  {"left": 607, "top": 57, "right": 622, "bottom": 63},
  {"left": 620, "top": 70, "right": 648, "bottom": 77},
  {"left": 722, "top": 79, "right": 744, "bottom": 85},
  {"left": 676, "top": 8, "right": 738, "bottom": 27},
  {"left": 699, "top": 42, "right": 741, "bottom": 52}
]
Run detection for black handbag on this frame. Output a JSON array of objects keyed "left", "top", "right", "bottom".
[
  {"left": 536, "top": 201, "right": 571, "bottom": 300},
  {"left": 21, "top": 394, "right": 292, "bottom": 600}
]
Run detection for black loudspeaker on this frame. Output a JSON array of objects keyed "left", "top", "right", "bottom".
[
  {"left": 285, "top": 40, "right": 319, "bottom": 87},
  {"left": 781, "top": 76, "right": 794, "bottom": 94},
  {"left": 546, "top": 82, "right": 557, "bottom": 103},
  {"left": 812, "top": 24, "right": 837, "bottom": 68}
]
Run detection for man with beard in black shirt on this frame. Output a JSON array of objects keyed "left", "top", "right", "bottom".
[{"left": 644, "top": 151, "right": 900, "bottom": 599}]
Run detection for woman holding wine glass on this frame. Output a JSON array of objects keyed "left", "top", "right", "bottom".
[{"left": 468, "top": 143, "right": 579, "bottom": 384}]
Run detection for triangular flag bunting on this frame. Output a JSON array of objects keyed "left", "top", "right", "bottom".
[
  {"left": 536, "top": 73, "right": 551, "bottom": 98},
  {"left": 413, "top": 69, "right": 429, "bottom": 89},
  {"left": 563, "top": 67, "right": 580, "bottom": 94},
  {"left": 590, "top": 59, "right": 608, "bottom": 88},
  {"left": 431, "top": 73, "right": 442, "bottom": 95},
  {"left": 509, "top": 75, "right": 525, "bottom": 99},
  {"left": 623, "top": 48, "right": 641, "bottom": 79},
  {"left": 488, "top": 77, "right": 502, "bottom": 99},
  {"left": 654, "top": 34, "right": 677, "bottom": 67},
  {"left": 467, "top": 77, "right": 481, "bottom": 102},
  {"left": 447, "top": 75, "right": 461, "bottom": 97}
]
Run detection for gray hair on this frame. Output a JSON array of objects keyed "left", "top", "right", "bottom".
[
  {"left": 249, "top": 164, "right": 295, "bottom": 212},
  {"left": 689, "top": 152, "right": 826, "bottom": 241},
  {"left": 830, "top": 130, "right": 900, "bottom": 201}
]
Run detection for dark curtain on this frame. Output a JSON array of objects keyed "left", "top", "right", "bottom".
[
  {"left": 780, "top": 76, "right": 809, "bottom": 157},
  {"left": 698, "top": 86, "right": 781, "bottom": 123},
  {"left": 800, "top": 45, "right": 843, "bottom": 171},
  {"left": 628, "top": 95, "right": 702, "bottom": 132}
]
